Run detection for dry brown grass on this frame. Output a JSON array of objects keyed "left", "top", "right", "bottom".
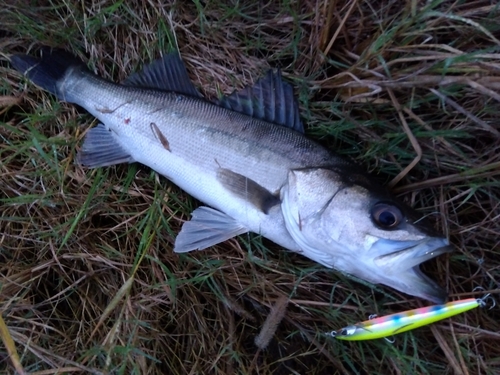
[{"left": 1, "top": 0, "right": 500, "bottom": 374}]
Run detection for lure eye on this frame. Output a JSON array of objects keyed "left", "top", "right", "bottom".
[
  {"left": 371, "top": 203, "right": 403, "bottom": 229},
  {"left": 339, "top": 326, "right": 357, "bottom": 336}
]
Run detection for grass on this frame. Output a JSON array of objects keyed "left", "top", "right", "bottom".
[{"left": 1, "top": 0, "right": 500, "bottom": 374}]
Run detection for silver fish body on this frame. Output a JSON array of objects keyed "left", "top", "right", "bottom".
[
  {"left": 11, "top": 49, "right": 451, "bottom": 302},
  {"left": 65, "top": 66, "right": 333, "bottom": 252}
]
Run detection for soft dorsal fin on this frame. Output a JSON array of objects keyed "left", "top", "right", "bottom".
[
  {"left": 217, "top": 70, "right": 304, "bottom": 133},
  {"left": 123, "top": 52, "right": 201, "bottom": 97}
]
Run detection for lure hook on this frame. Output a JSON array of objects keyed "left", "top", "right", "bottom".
[
  {"left": 478, "top": 293, "right": 496, "bottom": 310},
  {"left": 471, "top": 287, "right": 496, "bottom": 309},
  {"left": 384, "top": 336, "right": 395, "bottom": 344}
]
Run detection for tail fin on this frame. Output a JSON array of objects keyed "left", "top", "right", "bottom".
[{"left": 10, "top": 48, "right": 86, "bottom": 98}]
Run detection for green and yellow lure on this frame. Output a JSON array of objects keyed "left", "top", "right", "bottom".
[{"left": 330, "top": 295, "right": 491, "bottom": 341}]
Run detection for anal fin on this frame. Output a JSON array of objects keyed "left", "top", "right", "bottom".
[
  {"left": 174, "top": 207, "right": 248, "bottom": 253},
  {"left": 77, "top": 123, "right": 134, "bottom": 167}
]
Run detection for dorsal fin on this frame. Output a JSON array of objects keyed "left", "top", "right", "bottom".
[
  {"left": 217, "top": 70, "right": 304, "bottom": 133},
  {"left": 123, "top": 52, "right": 201, "bottom": 97}
]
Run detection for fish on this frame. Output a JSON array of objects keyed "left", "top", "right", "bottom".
[
  {"left": 10, "top": 47, "right": 452, "bottom": 302},
  {"left": 328, "top": 295, "right": 489, "bottom": 341}
]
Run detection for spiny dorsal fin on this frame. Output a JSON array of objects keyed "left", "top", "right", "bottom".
[
  {"left": 217, "top": 70, "right": 304, "bottom": 133},
  {"left": 123, "top": 52, "right": 201, "bottom": 97}
]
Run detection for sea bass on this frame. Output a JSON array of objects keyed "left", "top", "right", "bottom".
[{"left": 11, "top": 48, "right": 451, "bottom": 302}]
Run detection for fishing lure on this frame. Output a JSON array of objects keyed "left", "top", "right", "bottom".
[{"left": 329, "top": 294, "right": 492, "bottom": 341}]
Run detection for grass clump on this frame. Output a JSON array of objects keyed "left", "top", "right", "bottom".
[{"left": 1, "top": 0, "right": 500, "bottom": 374}]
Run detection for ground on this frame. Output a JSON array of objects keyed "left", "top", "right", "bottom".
[{"left": 1, "top": 1, "right": 499, "bottom": 374}]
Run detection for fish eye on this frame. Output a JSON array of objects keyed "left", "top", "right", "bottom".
[{"left": 371, "top": 202, "right": 403, "bottom": 229}]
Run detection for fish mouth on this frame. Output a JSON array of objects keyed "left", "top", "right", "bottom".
[{"left": 371, "top": 237, "right": 452, "bottom": 303}]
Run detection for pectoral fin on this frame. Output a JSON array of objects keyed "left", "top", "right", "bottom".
[
  {"left": 174, "top": 206, "right": 248, "bottom": 253},
  {"left": 217, "top": 168, "right": 280, "bottom": 214},
  {"left": 77, "top": 124, "right": 134, "bottom": 167}
]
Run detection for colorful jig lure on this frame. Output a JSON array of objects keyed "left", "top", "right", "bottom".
[{"left": 329, "top": 295, "right": 491, "bottom": 341}]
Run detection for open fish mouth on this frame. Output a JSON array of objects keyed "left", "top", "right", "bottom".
[{"left": 371, "top": 237, "right": 452, "bottom": 303}]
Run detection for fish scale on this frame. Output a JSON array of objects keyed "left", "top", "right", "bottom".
[{"left": 70, "top": 74, "right": 329, "bottom": 202}]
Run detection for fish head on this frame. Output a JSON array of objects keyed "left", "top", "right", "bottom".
[{"left": 281, "top": 167, "right": 452, "bottom": 303}]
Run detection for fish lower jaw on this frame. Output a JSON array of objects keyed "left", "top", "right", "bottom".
[{"left": 293, "top": 250, "right": 448, "bottom": 304}]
